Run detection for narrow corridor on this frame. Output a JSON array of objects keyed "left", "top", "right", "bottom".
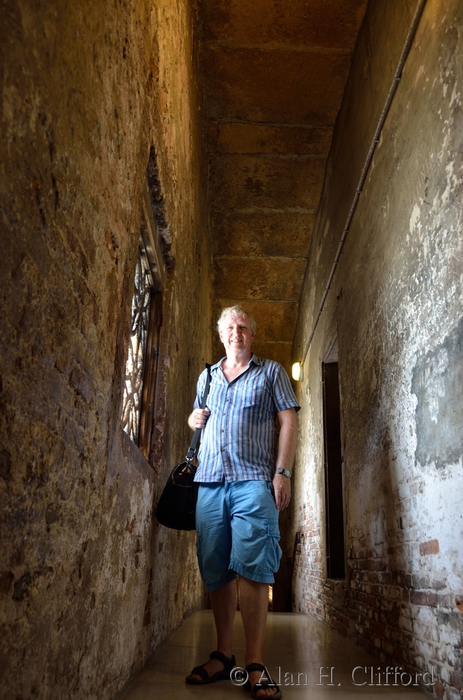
[
  {"left": 1, "top": 0, "right": 462, "bottom": 699},
  {"left": 118, "top": 611, "right": 427, "bottom": 700}
]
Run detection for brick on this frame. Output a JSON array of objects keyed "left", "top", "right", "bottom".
[
  {"left": 444, "top": 687, "right": 463, "bottom": 700},
  {"left": 373, "top": 622, "right": 386, "bottom": 637},
  {"left": 419, "top": 539, "right": 439, "bottom": 556},
  {"left": 410, "top": 591, "right": 439, "bottom": 607},
  {"left": 432, "top": 580, "right": 447, "bottom": 591}
]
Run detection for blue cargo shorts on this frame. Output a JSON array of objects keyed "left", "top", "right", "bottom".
[{"left": 195, "top": 480, "right": 282, "bottom": 592}]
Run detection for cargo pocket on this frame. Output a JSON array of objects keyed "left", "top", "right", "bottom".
[{"left": 264, "top": 518, "right": 282, "bottom": 574}]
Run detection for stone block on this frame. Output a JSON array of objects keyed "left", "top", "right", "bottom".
[
  {"left": 214, "top": 256, "right": 306, "bottom": 301},
  {"left": 211, "top": 210, "right": 314, "bottom": 259},
  {"left": 209, "top": 154, "right": 325, "bottom": 210},
  {"left": 207, "top": 122, "right": 332, "bottom": 156},
  {"left": 202, "top": 46, "right": 352, "bottom": 125},
  {"left": 200, "top": 0, "right": 367, "bottom": 47}
]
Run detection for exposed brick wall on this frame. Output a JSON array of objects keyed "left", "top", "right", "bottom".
[
  {"left": 294, "top": 529, "right": 463, "bottom": 694},
  {"left": 293, "top": 507, "right": 324, "bottom": 619}
]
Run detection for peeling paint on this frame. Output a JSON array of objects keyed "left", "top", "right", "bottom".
[
  {"left": 412, "top": 318, "right": 463, "bottom": 470},
  {"left": 409, "top": 203, "right": 421, "bottom": 233}
]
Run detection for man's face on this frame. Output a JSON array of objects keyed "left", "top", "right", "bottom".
[{"left": 219, "top": 313, "right": 254, "bottom": 354}]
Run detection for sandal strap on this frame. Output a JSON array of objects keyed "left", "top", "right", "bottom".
[
  {"left": 210, "top": 650, "right": 235, "bottom": 670},
  {"left": 246, "top": 663, "right": 267, "bottom": 674},
  {"left": 190, "top": 664, "right": 209, "bottom": 681},
  {"left": 245, "top": 663, "right": 277, "bottom": 690}
]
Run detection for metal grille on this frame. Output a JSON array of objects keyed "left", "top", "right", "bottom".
[{"left": 121, "top": 246, "right": 153, "bottom": 444}]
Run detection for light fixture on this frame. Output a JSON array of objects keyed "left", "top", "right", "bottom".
[{"left": 291, "top": 361, "right": 303, "bottom": 382}]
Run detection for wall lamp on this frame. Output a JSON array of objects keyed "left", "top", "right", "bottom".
[{"left": 291, "top": 361, "right": 303, "bottom": 382}]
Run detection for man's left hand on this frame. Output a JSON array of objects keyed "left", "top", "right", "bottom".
[{"left": 273, "top": 473, "right": 291, "bottom": 510}]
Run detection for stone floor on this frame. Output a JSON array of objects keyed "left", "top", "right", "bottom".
[{"left": 118, "top": 610, "right": 431, "bottom": 699}]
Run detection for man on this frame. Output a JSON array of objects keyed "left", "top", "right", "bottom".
[{"left": 185, "top": 305, "right": 299, "bottom": 699}]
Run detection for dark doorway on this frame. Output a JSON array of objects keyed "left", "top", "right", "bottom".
[{"left": 322, "top": 362, "right": 345, "bottom": 579}]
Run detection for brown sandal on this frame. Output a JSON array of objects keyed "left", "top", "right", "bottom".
[{"left": 185, "top": 650, "right": 236, "bottom": 684}]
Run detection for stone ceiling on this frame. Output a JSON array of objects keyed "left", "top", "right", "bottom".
[{"left": 197, "top": 0, "right": 368, "bottom": 366}]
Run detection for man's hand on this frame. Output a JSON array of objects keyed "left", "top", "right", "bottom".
[
  {"left": 273, "top": 473, "right": 291, "bottom": 510},
  {"left": 188, "top": 408, "right": 211, "bottom": 430}
]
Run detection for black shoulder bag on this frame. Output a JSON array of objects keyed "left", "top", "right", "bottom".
[{"left": 155, "top": 364, "right": 212, "bottom": 531}]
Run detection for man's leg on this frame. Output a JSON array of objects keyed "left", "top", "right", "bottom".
[
  {"left": 188, "top": 579, "right": 237, "bottom": 681},
  {"left": 240, "top": 576, "right": 278, "bottom": 698},
  {"left": 211, "top": 579, "right": 237, "bottom": 661}
]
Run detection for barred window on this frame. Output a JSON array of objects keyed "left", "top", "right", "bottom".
[
  {"left": 122, "top": 249, "right": 147, "bottom": 444},
  {"left": 121, "top": 240, "right": 158, "bottom": 446},
  {"left": 121, "top": 184, "right": 165, "bottom": 459}
]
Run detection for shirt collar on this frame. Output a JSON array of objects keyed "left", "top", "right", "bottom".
[{"left": 210, "top": 354, "right": 263, "bottom": 372}]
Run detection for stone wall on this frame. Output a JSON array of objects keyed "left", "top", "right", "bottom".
[
  {"left": 0, "top": 0, "right": 211, "bottom": 698},
  {"left": 291, "top": 0, "right": 463, "bottom": 698}
]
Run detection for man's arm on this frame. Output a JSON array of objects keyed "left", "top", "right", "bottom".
[{"left": 273, "top": 407, "right": 298, "bottom": 510}]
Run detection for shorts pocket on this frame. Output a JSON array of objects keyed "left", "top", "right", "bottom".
[{"left": 264, "top": 518, "right": 282, "bottom": 573}]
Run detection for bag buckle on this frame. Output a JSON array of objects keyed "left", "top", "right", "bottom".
[{"left": 185, "top": 448, "right": 196, "bottom": 462}]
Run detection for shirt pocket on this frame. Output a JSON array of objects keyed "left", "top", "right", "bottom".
[{"left": 241, "top": 374, "right": 271, "bottom": 409}]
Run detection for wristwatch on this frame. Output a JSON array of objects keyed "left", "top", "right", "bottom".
[{"left": 277, "top": 467, "right": 292, "bottom": 478}]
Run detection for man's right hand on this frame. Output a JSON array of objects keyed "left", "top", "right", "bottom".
[{"left": 188, "top": 408, "right": 211, "bottom": 430}]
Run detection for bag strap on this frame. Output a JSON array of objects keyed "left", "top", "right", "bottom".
[{"left": 186, "top": 363, "right": 212, "bottom": 462}]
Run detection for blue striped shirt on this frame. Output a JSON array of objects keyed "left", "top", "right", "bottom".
[{"left": 193, "top": 355, "right": 300, "bottom": 483}]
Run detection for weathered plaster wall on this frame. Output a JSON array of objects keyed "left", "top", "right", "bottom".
[
  {"left": 0, "top": 0, "right": 211, "bottom": 698},
  {"left": 292, "top": 0, "right": 463, "bottom": 698}
]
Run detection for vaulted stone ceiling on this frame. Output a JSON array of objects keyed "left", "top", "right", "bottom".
[{"left": 198, "top": 0, "right": 368, "bottom": 366}]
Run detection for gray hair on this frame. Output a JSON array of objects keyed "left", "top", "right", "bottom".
[{"left": 217, "top": 305, "right": 256, "bottom": 336}]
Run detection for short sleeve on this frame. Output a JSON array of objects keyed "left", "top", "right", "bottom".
[{"left": 272, "top": 363, "right": 300, "bottom": 413}]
